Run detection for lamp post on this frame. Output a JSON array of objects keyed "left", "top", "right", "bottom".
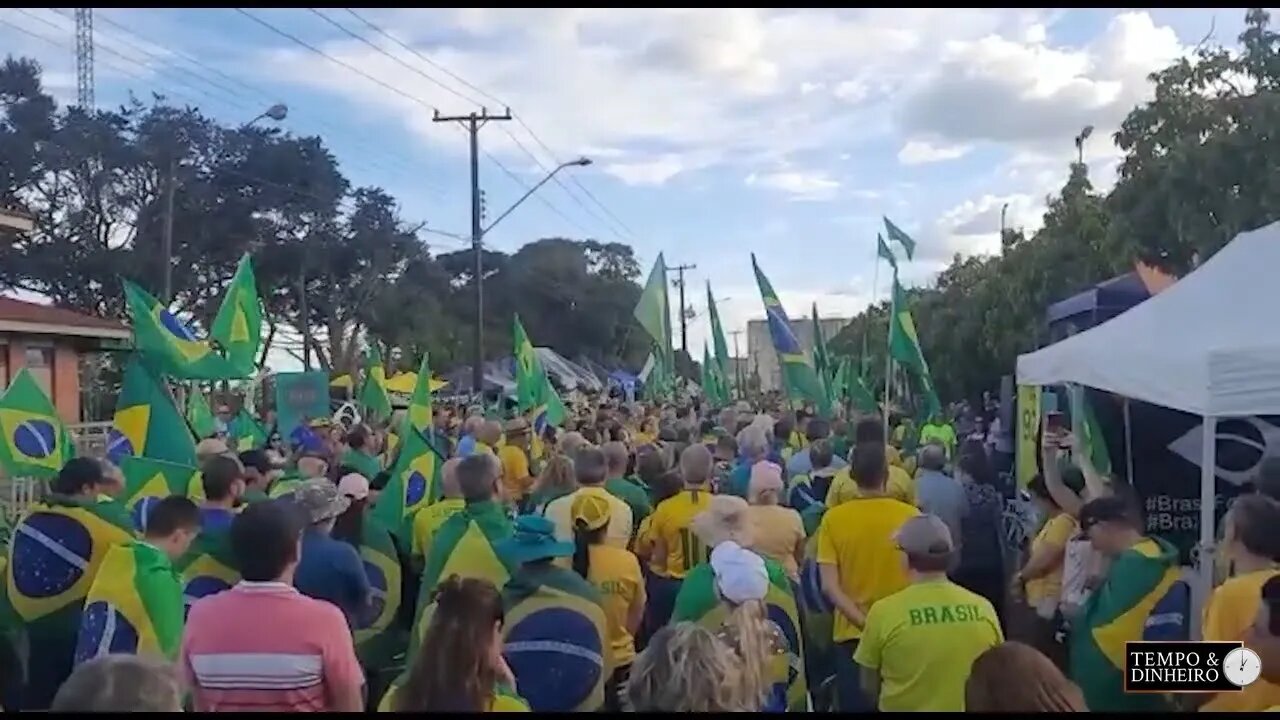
[{"left": 469, "top": 157, "right": 592, "bottom": 392}]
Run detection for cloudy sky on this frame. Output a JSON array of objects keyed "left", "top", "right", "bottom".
[{"left": 1, "top": 8, "right": 1245, "bottom": 358}]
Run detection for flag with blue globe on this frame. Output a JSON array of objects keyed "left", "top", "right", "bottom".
[{"left": 0, "top": 369, "right": 73, "bottom": 479}]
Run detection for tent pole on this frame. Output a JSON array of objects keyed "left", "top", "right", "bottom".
[
  {"left": 1192, "top": 415, "right": 1217, "bottom": 640},
  {"left": 1123, "top": 397, "right": 1135, "bottom": 484}
]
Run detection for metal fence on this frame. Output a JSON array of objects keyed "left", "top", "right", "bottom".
[{"left": 0, "top": 421, "right": 112, "bottom": 522}]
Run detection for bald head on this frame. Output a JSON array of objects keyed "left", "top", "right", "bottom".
[
  {"left": 602, "top": 441, "right": 628, "bottom": 475},
  {"left": 463, "top": 416, "right": 484, "bottom": 437},
  {"left": 680, "top": 443, "right": 713, "bottom": 486},
  {"left": 440, "top": 457, "right": 463, "bottom": 499},
  {"left": 478, "top": 420, "right": 503, "bottom": 446}
]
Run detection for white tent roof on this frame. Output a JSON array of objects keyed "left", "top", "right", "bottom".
[{"left": 1016, "top": 221, "right": 1280, "bottom": 417}]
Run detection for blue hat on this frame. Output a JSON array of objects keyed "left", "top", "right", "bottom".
[{"left": 497, "top": 515, "right": 574, "bottom": 564}]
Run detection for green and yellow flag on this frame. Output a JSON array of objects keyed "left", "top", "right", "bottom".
[
  {"left": 889, "top": 278, "right": 941, "bottom": 418},
  {"left": 73, "top": 540, "right": 185, "bottom": 664},
  {"left": 210, "top": 254, "right": 263, "bottom": 375},
  {"left": 373, "top": 426, "right": 441, "bottom": 537},
  {"left": 405, "top": 353, "right": 434, "bottom": 439},
  {"left": 707, "top": 281, "right": 733, "bottom": 398},
  {"left": 109, "top": 359, "right": 197, "bottom": 467},
  {"left": 635, "top": 255, "right": 674, "bottom": 400},
  {"left": 883, "top": 216, "right": 917, "bottom": 260},
  {"left": 0, "top": 368, "right": 74, "bottom": 479},
  {"left": 119, "top": 456, "right": 201, "bottom": 531},
  {"left": 513, "top": 316, "right": 566, "bottom": 427},
  {"left": 700, "top": 344, "right": 727, "bottom": 407},
  {"left": 123, "top": 281, "right": 244, "bottom": 381},
  {"left": 229, "top": 408, "right": 267, "bottom": 452},
  {"left": 358, "top": 345, "right": 392, "bottom": 422},
  {"left": 811, "top": 302, "right": 835, "bottom": 406},
  {"left": 185, "top": 388, "right": 217, "bottom": 440},
  {"left": 354, "top": 516, "right": 404, "bottom": 672},
  {"left": 751, "top": 254, "right": 830, "bottom": 415}
]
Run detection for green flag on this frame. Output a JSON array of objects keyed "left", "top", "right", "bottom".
[
  {"left": 700, "top": 344, "right": 727, "bottom": 407},
  {"left": 889, "top": 278, "right": 941, "bottom": 418},
  {"left": 209, "top": 254, "right": 263, "bottom": 375},
  {"left": 0, "top": 368, "right": 74, "bottom": 479},
  {"left": 358, "top": 345, "right": 392, "bottom": 422},
  {"left": 876, "top": 233, "right": 899, "bottom": 272},
  {"left": 840, "top": 358, "right": 879, "bottom": 413},
  {"left": 75, "top": 541, "right": 185, "bottom": 663},
  {"left": 811, "top": 302, "right": 835, "bottom": 405},
  {"left": 883, "top": 216, "right": 917, "bottom": 260},
  {"left": 1068, "top": 384, "right": 1113, "bottom": 477},
  {"left": 706, "top": 282, "right": 732, "bottom": 397},
  {"left": 119, "top": 455, "right": 202, "bottom": 527},
  {"left": 513, "top": 316, "right": 566, "bottom": 427},
  {"left": 109, "top": 359, "right": 197, "bottom": 467},
  {"left": 634, "top": 255, "right": 673, "bottom": 365},
  {"left": 123, "top": 281, "right": 244, "bottom": 381},
  {"left": 185, "top": 389, "right": 217, "bottom": 440},
  {"left": 373, "top": 425, "right": 442, "bottom": 537},
  {"left": 751, "top": 254, "right": 830, "bottom": 416},
  {"left": 404, "top": 353, "right": 434, "bottom": 439},
  {"left": 230, "top": 408, "right": 268, "bottom": 452}
]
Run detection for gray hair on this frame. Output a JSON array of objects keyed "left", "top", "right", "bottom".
[
  {"left": 920, "top": 443, "right": 948, "bottom": 472},
  {"left": 52, "top": 655, "right": 183, "bottom": 712},
  {"left": 737, "top": 426, "right": 769, "bottom": 460},
  {"left": 680, "top": 443, "right": 714, "bottom": 485},
  {"left": 575, "top": 446, "right": 608, "bottom": 485}
]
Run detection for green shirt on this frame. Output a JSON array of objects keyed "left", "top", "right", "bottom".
[
  {"left": 605, "top": 476, "right": 652, "bottom": 534},
  {"left": 341, "top": 449, "right": 383, "bottom": 480}
]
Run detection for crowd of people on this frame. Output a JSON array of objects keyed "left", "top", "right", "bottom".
[{"left": 3, "top": 393, "right": 1280, "bottom": 712}]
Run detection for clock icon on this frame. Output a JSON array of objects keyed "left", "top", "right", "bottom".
[{"left": 1224, "top": 646, "right": 1263, "bottom": 687}]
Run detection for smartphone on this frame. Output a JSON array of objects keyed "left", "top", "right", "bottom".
[{"left": 1045, "top": 411, "right": 1065, "bottom": 433}]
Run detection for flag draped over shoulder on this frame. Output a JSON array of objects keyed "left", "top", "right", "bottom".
[
  {"left": 185, "top": 389, "right": 217, "bottom": 440},
  {"left": 358, "top": 345, "right": 392, "bottom": 422},
  {"left": 108, "top": 359, "right": 197, "bottom": 467},
  {"left": 707, "top": 282, "right": 732, "bottom": 397},
  {"left": 0, "top": 368, "right": 74, "bottom": 479},
  {"left": 229, "top": 408, "right": 267, "bottom": 452},
  {"left": 119, "top": 456, "right": 201, "bottom": 532},
  {"left": 74, "top": 541, "right": 184, "bottom": 664},
  {"left": 123, "top": 281, "right": 243, "bottom": 381},
  {"left": 889, "top": 279, "right": 941, "bottom": 418},
  {"left": 373, "top": 427, "right": 441, "bottom": 537},
  {"left": 751, "top": 254, "right": 830, "bottom": 416},
  {"left": 404, "top": 353, "right": 434, "bottom": 439},
  {"left": 416, "top": 506, "right": 515, "bottom": 621},
  {"left": 354, "top": 516, "right": 404, "bottom": 672},
  {"left": 1070, "top": 537, "right": 1179, "bottom": 712},
  {"left": 513, "top": 316, "right": 566, "bottom": 428},
  {"left": 176, "top": 529, "right": 240, "bottom": 614},
  {"left": 6, "top": 496, "right": 134, "bottom": 629},
  {"left": 671, "top": 559, "right": 807, "bottom": 712},
  {"left": 209, "top": 254, "right": 263, "bottom": 376},
  {"left": 501, "top": 567, "right": 608, "bottom": 713}
]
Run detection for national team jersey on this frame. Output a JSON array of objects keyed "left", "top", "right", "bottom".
[{"left": 647, "top": 489, "right": 713, "bottom": 579}]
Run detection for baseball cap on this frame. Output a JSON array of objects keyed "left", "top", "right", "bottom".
[
  {"left": 570, "top": 492, "right": 612, "bottom": 532},
  {"left": 894, "top": 514, "right": 954, "bottom": 557},
  {"left": 337, "top": 473, "right": 370, "bottom": 501}
]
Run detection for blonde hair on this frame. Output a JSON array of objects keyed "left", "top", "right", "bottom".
[
  {"left": 51, "top": 654, "right": 183, "bottom": 712},
  {"left": 965, "top": 642, "right": 1086, "bottom": 712},
  {"left": 534, "top": 454, "right": 577, "bottom": 499},
  {"left": 716, "top": 600, "right": 776, "bottom": 710},
  {"left": 627, "top": 623, "right": 754, "bottom": 712}
]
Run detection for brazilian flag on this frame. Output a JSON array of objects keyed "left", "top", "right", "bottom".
[
  {"left": 1069, "top": 536, "right": 1179, "bottom": 712},
  {"left": 229, "top": 408, "right": 267, "bottom": 452},
  {"left": 373, "top": 428, "right": 442, "bottom": 539},
  {"left": 671, "top": 556, "right": 807, "bottom": 712},
  {"left": 501, "top": 566, "right": 607, "bottom": 713},
  {"left": 354, "top": 515, "right": 404, "bottom": 673},
  {"left": 119, "top": 456, "right": 201, "bottom": 532},
  {"left": 413, "top": 503, "right": 515, "bottom": 649},
  {"left": 123, "top": 280, "right": 244, "bottom": 381},
  {"left": 108, "top": 359, "right": 197, "bottom": 467},
  {"left": 209, "top": 254, "right": 264, "bottom": 376},
  {"left": 0, "top": 368, "right": 74, "bottom": 480},
  {"left": 175, "top": 528, "right": 239, "bottom": 615},
  {"left": 5, "top": 495, "right": 134, "bottom": 656},
  {"left": 74, "top": 540, "right": 184, "bottom": 664}
]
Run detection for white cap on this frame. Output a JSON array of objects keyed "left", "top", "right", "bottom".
[
  {"left": 337, "top": 472, "right": 370, "bottom": 501},
  {"left": 709, "top": 541, "right": 768, "bottom": 605}
]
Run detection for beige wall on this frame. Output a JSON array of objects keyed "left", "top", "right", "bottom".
[
  {"left": 746, "top": 316, "right": 849, "bottom": 392},
  {"left": 1, "top": 334, "right": 83, "bottom": 423}
]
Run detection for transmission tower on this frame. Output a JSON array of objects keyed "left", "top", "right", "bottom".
[{"left": 74, "top": 8, "right": 94, "bottom": 109}]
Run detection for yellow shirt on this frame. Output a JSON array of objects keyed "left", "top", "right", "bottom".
[
  {"left": 411, "top": 498, "right": 466, "bottom": 560},
  {"left": 826, "top": 465, "right": 916, "bottom": 508},
  {"left": 1202, "top": 568, "right": 1280, "bottom": 712},
  {"left": 585, "top": 544, "right": 646, "bottom": 667},
  {"left": 647, "top": 489, "right": 714, "bottom": 579},
  {"left": 815, "top": 496, "right": 918, "bottom": 641},
  {"left": 545, "top": 486, "right": 633, "bottom": 551},
  {"left": 854, "top": 579, "right": 1003, "bottom": 711},
  {"left": 746, "top": 505, "right": 805, "bottom": 579},
  {"left": 474, "top": 441, "right": 495, "bottom": 456},
  {"left": 497, "top": 445, "right": 532, "bottom": 502},
  {"left": 1024, "top": 513, "right": 1076, "bottom": 606}
]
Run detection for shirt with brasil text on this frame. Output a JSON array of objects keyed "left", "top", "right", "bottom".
[{"left": 853, "top": 578, "right": 1002, "bottom": 711}]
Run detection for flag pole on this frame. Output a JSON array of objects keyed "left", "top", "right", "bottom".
[
  {"left": 863, "top": 245, "right": 881, "bottom": 379},
  {"left": 883, "top": 271, "right": 896, "bottom": 439}
]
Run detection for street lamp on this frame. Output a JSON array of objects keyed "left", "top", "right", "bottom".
[
  {"left": 469, "top": 156, "right": 592, "bottom": 392},
  {"left": 1074, "top": 125, "right": 1093, "bottom": 165},
  {"left": 247, "top": 103, "right": 289, "bottom": 127}
]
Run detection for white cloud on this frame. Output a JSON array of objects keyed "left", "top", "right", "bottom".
[
  {"left": 897, "top": 139, "right": 973, "bottom": 165},
  {"left": 604, "top": 155, "right": 688, "bottom": 186},
  {"left": 745, "top": 170, "right": 841, "bottom": 201}
]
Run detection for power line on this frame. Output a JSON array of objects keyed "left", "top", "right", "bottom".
[{"left": 335, "top": 7, "right": 635, "bottom": 241}]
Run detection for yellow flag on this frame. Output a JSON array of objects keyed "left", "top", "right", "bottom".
[{"left": 1016, "top": 384, "right": 1041, "bottom": 488}]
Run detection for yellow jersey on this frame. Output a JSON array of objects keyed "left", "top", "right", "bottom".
[
  {"left": 815, "top": 496, "right": 918, "bottom": 641},
  {"left": 585, "top": 544, "right": 646, "bottom": 667},
  {"left": 647, "top": 489, "right": 714, "bottom": 579}
]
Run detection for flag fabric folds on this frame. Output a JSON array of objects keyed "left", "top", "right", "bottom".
[
  {"left": 229, "top": 408, "right": 267, "bottom": 452},
  {"left": 405, "top": 353, "right": 434, "bottom": 439},
  {"left": 373, "top": 426, "right": 442, "bottom": 537},
  {"left": 0, "top": 368, "right": 74, "bottom": 479},
  {"left": 354, "top": 516, "right": 404, "bottom": 672},
  {"left": 74, "top": 540, "right": 185, "bottom": 664},
  {"left": 358, "top": 346, "right": 392, "bottom": 422},
  {"left": 700, "top": 344, "right": 728, "bottom": 407},
  {"left": 513, "top": 316, "right": 567, "bottom": 428},
  {"left": 706, "top": 282, "right": 733, "bottom": 398},
  {"left": 883, "top": 216, "right": 917, "bottom": 260},
  {"left": 185, "top": 389, "right": 217, "bottom": 440},
  {"left": 1068, "top": 384, "right": 1113, "bottom": 477},
  {"left": 209, "top": 254, "right": 263, "bottom": 376},
  {"left": 176, "top": 531, "right": 240, "bottom": 615},
  {"left": 108, "top": 359, "right": 197, "bottom": 467},
  {"left": 671, "top": 558, "right": 807, "bottom": 712},
  {"left": 123, "top": 281, "right": 244, "bottom": 381},
  {"left": 634, "top": 255, "right": 674, "bottom": 400},
  {"left": 889, "top": 279, "right": 942, "bottom": 418},
  {"left": 119, "top": 456, "right": 201, "bottom": 532},
  {"left": 877, "top": 233, "right": 899, "bottom": 272},
  {"left": 811, "top": 303, "right": 835, "bottom": 406},
  {"left": 751, "top": 254, "right": 830, "bottom": 416}
]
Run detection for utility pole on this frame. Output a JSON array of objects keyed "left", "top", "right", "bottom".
[
  {"left": 729, "top": 329, "right": 744, "bottom": 399},
  {"left": 434, "top": 108, "right": 512, "bottom": 395},
  {"left": 668, "top": 263, "right": 696, "bottom": 356},
  {"left": 161, "top": 156, "right": 175, "bottom": 301}
]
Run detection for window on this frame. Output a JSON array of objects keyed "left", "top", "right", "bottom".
[{"left": 23, "top": 346, "right": 52, "bottom": 396}]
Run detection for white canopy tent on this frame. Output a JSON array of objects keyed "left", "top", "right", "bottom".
[{"left": 1017, "top": 220, "right": 1280, "bottom": 633}]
